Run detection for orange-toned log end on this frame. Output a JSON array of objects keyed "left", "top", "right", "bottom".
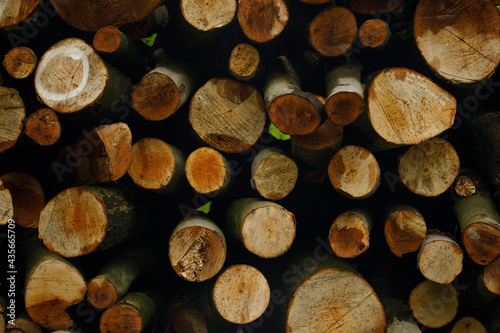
[
  {"left": 0, "top": 86, "right": 25, "bottom": 153},
  {"left": 99, "top": 303, "right": 142, "bottom": 333},
  {"left": 3, "top": 46, "right": 38, "bottom": 79},
  {"left": 291, "top": 119, "right": 343, "bottom": 152},
  {"left": 229, "top": 43, "right": 260, "bottom": 82},
  {"left": 131, "top": 72, "right": 180, "bottom": 121},
  {"left": 409, "top": 281, "right": 458, "bottom": 328},
  {"left": 0, "top": 172, "right": 44, "bottom": 228},
  {"left": 463, "top": 222, "right": 500, "bottom": 265},
  {"left": 358, "top": 19, "right": 391, "bottom": 50},
  {"left": 329, "top": 211, "right": 370, "bottom": 258},
  {"left": 351, "top": 0, "right": 404, "bottom": 14},
  {"left": 127, "top": 138, "right": 177, "bottom": 191},
  {"left": 287, "top": 269, "right": 386, "bottom": 332},
  {"left": 384, "top": 207, "right": 427, "bottom": 257},
  {"left": 482, "top": 256, "right": 500, "bottom": 294},
  {"left": 87, "top": 276, "right": 119, "bottom": 309},
  {"left": 269, "top": 94, "right": 322, "bottom": 135},
  {"left": 185, "top": 147, "right": 229, "bottom": 194},
  {"left": 24, "top": 108, "right": 61, "bottom": 146},
  {"left": 212, "top": 265, "right": 270, "bottom": 324},
  {"left": 325, "top": 91, "right": 364, "bottom": 126},
  {"left": 309, "top": 6, "right": 357, "bottom": 57},
  {"left": 237, "top": 0, "right": 289, "bottom": 43},
  {"left": 97, "top": 122, "right": 132, "bottom": 182},
  {"left": 328, "top": 145, "right": 380, "bottom": 199},
  {"left": 0, "top": 0, "right": 41, "bottom": 28},
  {"left": 93, "top": 26, "right": 123, "bottom": 53},
  {"left": 451, "top": 317, "right": 487, "bottom": 333}
]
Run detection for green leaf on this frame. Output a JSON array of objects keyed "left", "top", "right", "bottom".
[
  {"left": 497, "top": 4, "right": 500, "bottom": 11},
  {"left": 269, "top": 123, "right": 291, "bottom": 141},
  {"left": 196, "top": 201, "right": 212, "bottom": 214},
  {"left": 142, "top": 33, "right": 157, "bottom": 47}
]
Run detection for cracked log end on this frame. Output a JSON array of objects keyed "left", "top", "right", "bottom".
[{"left": 185, "top": 147, "right": 230, "bottom": 194}]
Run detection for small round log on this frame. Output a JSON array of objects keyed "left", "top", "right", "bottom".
[
  {"left": 185, "top": 147, "right": 231, "bottom": 195},
  {"left": 358, "top": 19, "right": 391, "bottom": 51},
  {"left": 450, "top": 317, "right": 487, "bottom": 333},
  {"left": 329, "top": 210, "right": 372, "bottom": 258},
  {"left": 481, "top": 256, "right": 500, "bottom": 294},
  {"left": 24, "top": 108, "right": 61, "bottom": 146},
  {"left": 3, "top": 47, "right": 38, "bottom": 79},
  {"left": 384, "top": 205, "right": 427, "bottom": 257},
  {"left": 228, "top": 43, "right": 261, "bottom": 82},
  {"left": 0, "top": 86, "right": 25, "bottom": 153},
  {"left": 237, "top": 0, "right": 289, "bottom": 43}
]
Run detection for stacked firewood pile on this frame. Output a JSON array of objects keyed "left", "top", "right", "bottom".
[{"left": 0, "top": 0, "right": 499, "bottom": 332}]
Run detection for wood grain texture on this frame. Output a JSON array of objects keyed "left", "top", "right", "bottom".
[
  {"left": 185, "top": 147, "right": 231, "bottom": 194},
  {"left": 24, "top": 108, "right": 61, "bottom": 146},
  {"left": 0, "top": 0, "right": 41, "bottom": 27},
  {"left": 3, "top": 47, "right": 38, "bottom": 79},
  {"left": 181, "top": 0, "right": 236, "bottom": 32},
  {"left": 237, "top": 0, "right": 289, "bottom": 43},
  {"left": 0, "top": 87, "right": 24, "bottom": 153},
  {"left": 384, "top": 206, "right": 427, "bottom": 257}
]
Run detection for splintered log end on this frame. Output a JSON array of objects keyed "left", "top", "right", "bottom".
[
  {"left": 3, "top": 46, "right": 37, "bottom": 79},
  {"left": 0, "top": 86, "right": 25, "bottom": 153},
  {"left": 384, "top": 206, "right": 427, "bottom": 257},
  {"left": 398, "top": 138, "right": 460, "bottom": 197},
  {"left": 87, "top": 276, "right": 119, "bottom": 309},
  {"left": 98, "top": 123, "right": 132, "bottom": 182},
  {"left": 482, "top": 256, "right": 500, "bottom": 294},
  {"left": 237, "top": 0, "right": 289, "bottom": 43},
  {"left": 25, "top": 259, "right": 87, "bottom": 330},
  {"left": 229, "top": 43, "right": 261, "bottom": 82},
  {"left": 35, "top": 38, "right": 108, "bottom": 113},
  {"left": 291, "top": 119, "right": 343, "bottom": 152},
  {"left": 212, "top": 265, "right": 270, "bottom": 324},
  {"left": 414, "top": 0, "right": 500, "bottom": 85},
  {"left": 309, "top": 7, "right": 357, "bottom": 57},
  {"left": 368, "top": 68, "right": 456, "bottom": 145},
  {"left": 451, "top": 317, "right": 487, "bottom": 333},
  {"left": 93, "top": 26, "right": 123, "bottom": 53},
  {"left": 189, "top": 78, "right": 266, "bottom": 153},
  {"left": 325, "top": 91, "right": 364, "bottom": 126},
  {"left": 329, "top": 211, "right": 370, "bottom": 258},
  {"left": 181, "top": 0, "right": 237, "bottom": 32},
  {"left": 24, "top": 108, "right": 61, "bottom": 146},
  {"left": 328, "top": 145, "right": 380, "bottom": 199},
  {"left": 463, "top": 222, "right": 500, "bottom": 265},
  {"left": 269, "top": 94, "right": 322, "bottom": 135},
  {"left": 287, "top": 269, "right": 386, "bottom": 332},
  {"left": 0, "top": 0, "right": 41, "bottom": 28},
  {"left": 169, "top": 216, "right": 226, "bottom": 282},
  {"left": 358, "top": 19, "right": 391, "bottom": 50},
  {"left": 185, "top": 147, "right": 230, "bottom": 194},
  {"left": 409, "top": 280, "right": 458, "bottom": 329},
  {"left": 351, "top": 0, "right": 404, "bottom": 14},
  {"left": 454, "top": 176, "right": 477, "bottom": 197},
  {"left": 0, "top": 172, "right": 44, "bottom": 228}
]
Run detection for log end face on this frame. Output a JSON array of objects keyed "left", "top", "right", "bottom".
[
  {"left": 326, "top": 91, "right": 365, "bottom": 126},
  {"left": 0, "top": 0, "right": 41, "bottom": 28},
  {"left": 329, "top": 211, "right": 370, "bottom": 258},
  {"left": 384, "top": 208, "right": 427, "bottom": 257},
  {"left": 358, "top": 19, "right": 390, "bottom": 49},
  {"left": 0, "top": 86, "right": 25, "bottom": 153},
  {"left": 291, "top": 119, "right": 343, "bottom": 151},
  {"left": 25, "top": 108, "right": 61, "bottom": 146},
  {"left": 87, "top": 276, "right": 119, "bottom": 309},
  {"left": 93, "top": 26, "right": 123, "bottom": 53},
  {"left": 409, "top": 281, "right": 458, "bottom": 328},
  {"left": 418, "top": 238, "right": 463, "bottom": 284},
  {"left": 253, "top": 154, "right": 298, "bottom": 201},
  {"left": 3, "top": 46, "right": 37, "bottom": 79},
  {"left": 451, "top": 317, "right": 487, "bottom": 333},
  {"left": 97, "top": 122, "right": 132, "bottom": 182},
  {"left": 99, "top": 303, "right": 142, "bottom": 333},
  {"left": 185, "top": 147, "right": 228, "bottom": 194},
  {"left": 181, "top": 0, "right": 237, "bottom": 32},
  {"left": 237, "top": 0, "right": 289, "bottom": 43},
  {"left": 229, "top": 43, "right": 260, "bottom": 81},
  {"left": 482, "top": 256, "right": 500, "bottom": 294},
  {"left": 463, "top": 222, "right": 500, "bottom": 265},
  {"left": 269, "top": 94, "right": 322, "bottom": 135}
]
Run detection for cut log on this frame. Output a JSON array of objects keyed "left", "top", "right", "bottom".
[
  {"left": 308, "top": 6, "right": 357, "bottom": 57},
  {"left": 228, "top": 43, "right": 262, "bottom": 82},
  {"left": 450, "top": 317, "right": 487, "bottom": 333},
  {"left": 34, "top": 38, "right": 131, "bottom": 116},
  {"left": 50, "top": 0, "right": 164, "bottom": 32},
  {"left": 384, "top": 205, "right": 427, "bottom": 257},
  {"left": 452, "top": 172, "right": 500, "bottom": 265},
  {"left": 38, "top": 186, "right": 143, "bottom": 258},
  {"left": 237, "top": 0, "right": 289, "bottom": 43},
  {"left": 24, "top": 108, "right": 61, "bottom": 146},
  {"left": 185, "top": 147, "right": 232, "bottom": 195},
  {"left": 5, "top": 313, "right": 42, "bottom": 333},
  {"left": 417, "top": 232, "right": 463, "bottom": 284},
  {"left": 325, "top": 62, "right": 365, "bottom": 126},
  {"left": 328, "top": 145, "right": 380, "bottom": 199},
  {"left": 127, "top": 138, "right": 185, "bottom": 193},
  {"left": 364, "top": 67, "right": 456, "bottom": 146},
  {"left": 54, "top": 122, "right": 132, "bottom": 186},
  {"left": 329, "top": 210, "right": 372, "bottom": 258},
  {"left": 0, "top": 0, "right": 41, "bottom": 28},
  {"left": 169, "top": 214, "right": 226, "bottom": 282},
  {"left": 3, "top": 47, "right": 37, "bottom": 79},
  {"left": 414, "top": 0, "right": 500, "bottom": 86},
  {"left": 0, "top": 172, "right": 44, "bottom": 228},
  {"left": 226, "top": 198, "right": 296, "bottom": 258},
  {"left": 408, "top": 280, "right": 458, "bottom": 328},
  {"left": 0, "top": 86, "right": 25, "bottom": 153},
  {"left": 212, "top": 264, "right": 270, "bottom": 324},
  {"left": 0, "top": 179, "right": 13, "bottom": 226},
  {"left": 24, "top": 238, "right": 87, "bottom": 330},
  {"left": 264, "top": 56, "right": 323, "bottom": 135},
  {"left": 398, "top": 138, "right": 460, "bottom": 197},
  {"left": 189, "top": 78, "right": 266, "bottom": 153},
  {"left": 481, "top": 255, "right": 500, "bottom": 294},
  {"left": 358, "top": 19, "right": 391, "bottom": 51},
  {"left": 181, "top": 0, "right": 237, "bottom": 33},
  {"left": 99, "top": 292, "right": 159, "bottom": 333},
  {"left": 250, "top": 147, "right": 298, "bottom": 201}
]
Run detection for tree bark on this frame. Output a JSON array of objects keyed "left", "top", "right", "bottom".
[
  {"left": 3, "top": 46, "right": 37, "bottom": 79},
  {"left": 38, "top": 185, "right": 144, "bottom": 258},
  {"left": 450, "top": 317, "right": 487, "bottom": 333},
  {"left": 413, "top": 0, "right": 500, "bottom": 86},
  {"left": 358, "top": 19, "right": 391, "bottom": 51},
  {"left": 226, "top": 198, "right": 296, "bottom": 258},
  {"left": 0, "top": 0, "right": 41, "bottom": 28},
  {"left": 185, "top": 146, "right": 232, "bottom": 195},
  {"left": 329, "top": 209, "right": 372, "bottom": 258},
  {"left": 398, "top": 138, "right": 460, "bottom": 197},
  {"left": 408, "top": 280, "right": 459, "bottom": 328},
  {"left": 168, "top": 214, "right": 227, "bottom": 282},
  {"left": 127, "top": 137, "right": 185, "bottom": 193},
  {"left": 309, "top": 6, "right": 357, "bottom": 57},
  {"left": 0, "top": 172, "right": 44, "bottom": 228},
  {"left": 237, "top": 0, "right": 289, "bottom": 43},
  {"left": 451, "top": 171, "right": 500, "bottom": 265},
  {"left": 228, "top": 43, "right": 262, "bottom": 82},
  {"left": 384, "top": 205, "right": 427, "bottom": 257},
  {"left": 189, "top": 78, "right": 266, "bottom": 153},
  {"left": 328, "top": 145, "right": 380, "bottom": 199},
  {"left": 250, "top": 147, "right": 298, "bottom": 201},
  {"left": 0, "top": 87, "right": 25, "bottom": 153},
  {"left": 24, "top": 108, "right": 61, "bottom": 146}
]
